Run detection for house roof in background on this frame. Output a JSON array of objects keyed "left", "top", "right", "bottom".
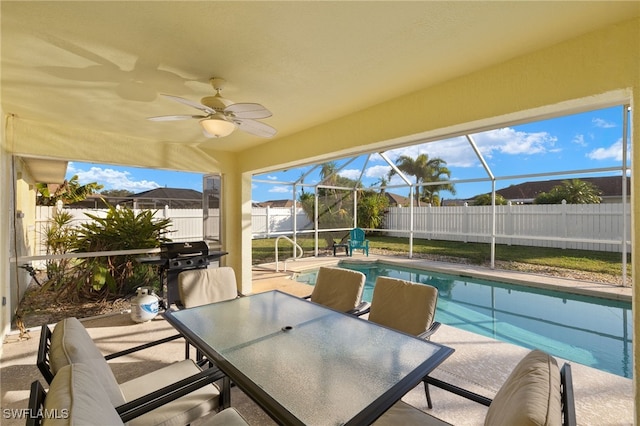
[
  {"left": 490, "top": 176, "right": 630, "bottom": 201},
  {"left": 385, "top": 192, "right": 410, "bottom": 206},
  {"left": 131, "top": 188, "right": 202, "bottom": 200}
]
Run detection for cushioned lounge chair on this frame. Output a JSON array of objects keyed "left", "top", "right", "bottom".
[
  {"left": 37, "top": 317, "right": 226, "bottom": 426},
  {"left": 374, "top": 349, "right": 576, "bottom": 426},
  {"left": 363, "top": 276, "right": 441, "bottom": 408},
  {"left": 304, "top": 266, "right": 369, "bottom": 314},
  {"left": 26, "top": 363, "right": 249, "bottom": 426}
]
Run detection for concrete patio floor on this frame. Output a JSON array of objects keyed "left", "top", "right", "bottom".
[{"left": 1, "top": 255, "right": 633, "bottom": 425}]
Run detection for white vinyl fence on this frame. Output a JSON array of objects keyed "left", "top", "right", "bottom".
[
  {"left": 34, "top": 206, "right": 204, "bottom": 256},
  {"left": 34, "top": 203, "right": 630, "bottom": 256},
  {"left": 251, "top": 207, "right": 313, "bottom": 238},
  {"left": 34, "top": 206, "right": 312, "bottom": 256},
  {"left": 384, "top": 203, "right": 631, "bottom": 252}
]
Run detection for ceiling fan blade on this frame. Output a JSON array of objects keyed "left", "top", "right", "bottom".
[
  {"left": 160, "top": 94, "right": 216, "bottom": 114},
  {"left": 235, "top": 118, "right": 277, "bottom": 138},
  {"left": 224, "top": 103, "right": 272, "bottom": 119},
  {"left": 147, "top": 114, "right": 206, "bottom": 121}
]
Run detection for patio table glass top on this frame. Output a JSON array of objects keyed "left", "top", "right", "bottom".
[{"left": 164, "top": 290, "right": 454, "bottom": 425}]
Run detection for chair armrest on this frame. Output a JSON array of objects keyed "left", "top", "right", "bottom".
[
  {"left": 347, "top": 301, "right": 370, "bottom": 315},
  {"left": 26, "top": 380, "right": 47, "bottom": 426},
  {"left": 424, "top": 375, "right": 493, "bottom": 407},
  {"left": 417, "top": 321, "right": 441, "bottom": 340},
  {"left": 116, "top": 365, "right": 226, "bottom": 423},
  {"left": 104, "top": 333, "right": 183, "bottom": 360},
  {"left": 561, "top": 363, "right": 576, "bottom": 426},
  {"left": 37, "top": 325, "right": 55, "bottom": 384},
  {"left": 354, "top": 306, "right": 370, "bottom": 316}
]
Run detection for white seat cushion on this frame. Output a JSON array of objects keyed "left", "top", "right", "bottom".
[
  {"left": 43, "top": 363, "right": 124, "bottom": 426},
  {"left": 208, "top": 407, "right": 250, "bottom": 426},
  {"left": 374, "top": 401, "right": 451, "bottom": 426},
  {"left": 178, "top": 267, "right": 238, "bottom": 308},
  {"left": 49, "top": 317, "right": 126, "bottom": 407},
  {"left": 120, "top": 359, "right": 220, "bottom": 426}
]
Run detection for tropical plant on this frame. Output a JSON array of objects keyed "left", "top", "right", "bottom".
[
  {"left": 41, "top": 211, "right": 78, "bottom": 293},
  {"left": 473, "top": 193, "right": 508, "bottom": 206},
  {"left": 71, "top": 205, "right": 173, "bottom": 299},
  {"left": 36, "top": 175, "right": 103, "bottom": 206},
  {"left": 534, "top": 179, "right": 602, "bottom": 204},
  {"left": 357, "top": 190, "right": 389, "bottom": 230}
]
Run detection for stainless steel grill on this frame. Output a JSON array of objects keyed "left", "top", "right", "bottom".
[{"left": 139, "top": 241, "right": 227, "bottom": 308}]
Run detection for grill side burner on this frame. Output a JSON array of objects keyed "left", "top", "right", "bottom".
[{"left": 139, "top": 241, "right": 227, "bottom": 308}]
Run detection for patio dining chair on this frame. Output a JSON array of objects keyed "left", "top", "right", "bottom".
[
  {"left": 303, "top": 266, "right": 369, "bottom": 314},
  {"left": 375, "top": 349, "right": 576, "bottom": 426},
  {"left": 364, "top": 276, "right": 441, "bottom": 408},
  {"left": 37, "top": 317, "right": 228, "bottom": 426},
  {"left": 177, "top": 266, "right": 240, "bottom": 309},
  {"left": 177, "top": 266, "right": 241, "bottom": 360},
  {"left": 348, "top": 227, "right": 370, "bottom": 256},
  {"left": 27, "top": 363, "right": 249, "bottom": 426}
]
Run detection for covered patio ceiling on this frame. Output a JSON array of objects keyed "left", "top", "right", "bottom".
[{"left": 2, "top": 1, "right": 638, "bottom": 167}]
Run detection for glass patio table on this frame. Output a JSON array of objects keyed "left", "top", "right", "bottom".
[{"left": 163, "top": 290, "right": 454, "bottom": 425}]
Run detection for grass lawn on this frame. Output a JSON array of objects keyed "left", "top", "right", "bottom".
[{"left": 252, "top": 235, "right": 629, "bottom": 279}]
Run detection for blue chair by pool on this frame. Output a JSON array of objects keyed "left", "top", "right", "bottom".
[{"left": 348, "top": 227, "right": 369, "bottom": 256}]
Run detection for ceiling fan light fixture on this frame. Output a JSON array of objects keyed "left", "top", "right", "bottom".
[{"left": 199, "top": 115, "right": 236, "bottom": 138}]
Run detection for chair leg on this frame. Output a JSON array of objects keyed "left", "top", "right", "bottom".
[
  {"left": 424, "top": 380, "right": 433, "bottom": 409},
  {"left": 185, "top": 341, "right": 190, "bottom": 359}
]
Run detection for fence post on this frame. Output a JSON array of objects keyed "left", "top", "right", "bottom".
[
  {"left": 266, "top": 206, "right": 271, "bottom": 238},
  {"left": 507, "top": 201, "right": 513, "bottom": 246},
  {"left": 427, "top": 204, "right": 433, "bottom": 240},
  {"left": 561, "top": 200, "right": 567, "bottom": 249},
  {"left": 463, "top": 202, "right": 469, "bottom": 243}
]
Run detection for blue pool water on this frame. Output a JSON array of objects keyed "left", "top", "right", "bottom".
[{"left": 296, "top": 262, "right": 633, "bottom": 378}]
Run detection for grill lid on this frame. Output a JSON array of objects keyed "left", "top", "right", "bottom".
[{"left": 160, "top": 241, "right": 209, "bottom": 258}]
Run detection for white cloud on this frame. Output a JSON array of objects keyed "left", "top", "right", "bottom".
[
  {"left": 382, "top": 128, "right": 557, "bottom": 169},
  {"left": 268, "top": 185, "right": 292, "bottom": 194},
  {"left": 587, "top": 139, "right": 624, "bottom": 161},
  {"left": 70, "top": 166, "right": 160, "bottom": 192},
  {"left": 572, "top": 134, "right": 586, "bottom": 146},
  {"left": 364, "top": 164, "right": 392, "bottom": 179},
  {"left": 338, "top": 169, "right": 362, "bottom": 180},
  {"left": 476, "top": 128, "right": 556, "bottom": 156},
  {"left": 592, "top": 118, "right": 616, "bottom": 128},
  {"left": 266, "top": 175, "right": 278, "bottom": 180}
]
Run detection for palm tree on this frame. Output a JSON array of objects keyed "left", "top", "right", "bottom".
[
  {"left": 421, "top": 158, "right": 456, "bottom": 205},
  {"left": 389, "top": 154, "right": 454, "bottom": 206},
  {"left": 373, "top": 176, "right": 388, "bottom": 194},
  {"left": 36, "top": 175, "right": 103, "bottom": 206}
]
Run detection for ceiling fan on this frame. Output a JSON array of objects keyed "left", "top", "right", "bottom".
[{"left": 148, "top": 78, "right": 276, "bottom": 138}]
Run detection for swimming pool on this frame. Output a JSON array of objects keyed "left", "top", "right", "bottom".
[{"left": 295, "top": 261, "right": 633, "bottom": 378}]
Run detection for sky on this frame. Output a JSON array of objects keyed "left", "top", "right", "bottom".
[{"left": 68, "top": 104, "right": 629, "bottom": 202}]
